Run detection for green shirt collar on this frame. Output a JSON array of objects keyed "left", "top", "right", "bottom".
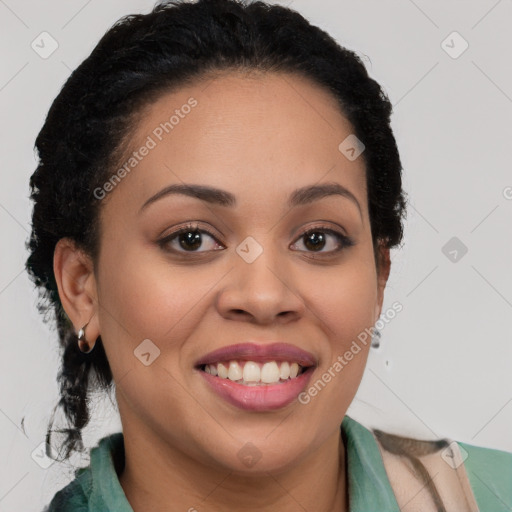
[
  {"left": 341, "top": 415, "right": 400, "bottom": 511},
  {"left": 82, "top": 415, "right": 400, "bottom": 511}
]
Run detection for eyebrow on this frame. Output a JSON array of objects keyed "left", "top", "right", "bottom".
[{"left": 139, "top": 181, "right": 362, "bottom": 217}]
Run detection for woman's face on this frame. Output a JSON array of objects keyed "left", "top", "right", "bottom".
[{"left": 90, "top": 71, "right": 389, "bottom": 472}]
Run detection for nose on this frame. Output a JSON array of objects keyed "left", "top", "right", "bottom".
[{"left": 214, "top": 241, "right": 305, "bottom": 326}]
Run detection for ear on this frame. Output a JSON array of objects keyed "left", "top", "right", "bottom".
[
  {"left": 374, "top": 242, "right": 391, "bottom": 323},
  {"left": 53, "top": 238, "right": 100, "bottom": 341}
]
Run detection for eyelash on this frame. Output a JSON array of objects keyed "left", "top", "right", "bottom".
[{"left": 157, "top": 222, "right": 355, "bottom": 257}]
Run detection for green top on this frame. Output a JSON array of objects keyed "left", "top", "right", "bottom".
[{"left": 44, "top": 416, "right": 512, "bottom": 511}]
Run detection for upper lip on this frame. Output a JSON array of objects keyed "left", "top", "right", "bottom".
[{"left": 195, "top": 342, "right": 317, "bottom": 368}]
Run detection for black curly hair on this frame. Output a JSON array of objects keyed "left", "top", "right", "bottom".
[{"left": 25, "top": 0, "right": 407, "bottom": 463}]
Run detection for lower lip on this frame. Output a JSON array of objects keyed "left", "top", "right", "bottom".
[{"left": 198, "top": 367, "right": 315, "bottom": 411}]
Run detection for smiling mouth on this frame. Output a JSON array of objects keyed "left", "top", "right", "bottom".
[{"left": 199, "top": 360, "right": 309, "bottom": 386}]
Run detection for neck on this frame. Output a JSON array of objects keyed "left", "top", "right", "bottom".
[{"left": 118, "top": 423, "right": 348, "bottom": 512}]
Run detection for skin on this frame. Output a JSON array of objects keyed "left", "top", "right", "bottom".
[{"left": 54, "top": 70, "right": 391, "bottom": 512}]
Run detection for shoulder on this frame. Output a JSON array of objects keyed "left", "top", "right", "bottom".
[
  {"left": 44, "top": 465, "right": 92, "bottom": 512},
  {"left": 373, "top": 424, "right": 512, "bottom": 511},
  {"left": 43, "top": 432, "right": 126, "bottom": 512},
  {"left": 342, "top": 416, "right": 512, "bottom": 511},
  {"left": 458, "top": 440, "right": 512, "bottom": 509}
]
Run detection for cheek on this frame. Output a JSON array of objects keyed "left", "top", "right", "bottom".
[
  {"left": 281, "top": 260, "right": 378, "bottom": 445},
  {"left": 94, "top": 242, "right": 219, "bottom": 374},
  {"left": 297, "top": 264, "right": 376, "bottom": 421},
  {"left": 314, "top": 258, "right": 378, "bottom": 343},
  {"left": 311, "top": 255, "right": 377, "bottom": 384}
]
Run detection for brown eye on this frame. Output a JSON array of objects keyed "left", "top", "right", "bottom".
[
  {"left": 159, "top": 223, "right": 224, "bottom": 253},
  {"left": 176, "top": 230, "right": 204, "bottom": 251},
  {"left": 291, "top": 226, "right": 354, "bottom": 254},
  {"left": 303, "top": 231, "right": 327, "bottom": 251}
]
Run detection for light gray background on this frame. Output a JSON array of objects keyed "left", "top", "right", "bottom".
[{"left": 1, "top": 0, "right": 511, "bottom": 510}]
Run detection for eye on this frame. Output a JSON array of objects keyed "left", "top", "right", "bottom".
[
  {"left": 158, "top": 223, "right": 224, "bottom": 253},
  {"left": 158, "top": 222, "right": 354, "bottom": 256},
  {"left": 291, "top": 225, "right": 354, "bottom": 254}
]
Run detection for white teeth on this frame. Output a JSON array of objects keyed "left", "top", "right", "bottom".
[
  {"left": 204, "top": 360, "right": 305, "bottom": 385},
  {"left": 261, "top": 361, "right": 280, "bottom": 383},
  {"left": 217, "top": 363, "right": 228, "bottom": 379},
  {"left": 228, "top": 361, "right": 243, "bottom": 381},
  {"left": 279, "top": 361, "right": 290, "bottom": 380},
  {"left": 243, "top": 361, "right": 261, "bottom": 382}
]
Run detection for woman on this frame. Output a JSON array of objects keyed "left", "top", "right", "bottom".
[{"left": 26, "top": 0, "right": 511, "bottom": 510}]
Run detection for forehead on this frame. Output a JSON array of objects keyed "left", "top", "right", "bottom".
[{"left": 101, "top": 70, "right": 368, "bottom": 218}]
